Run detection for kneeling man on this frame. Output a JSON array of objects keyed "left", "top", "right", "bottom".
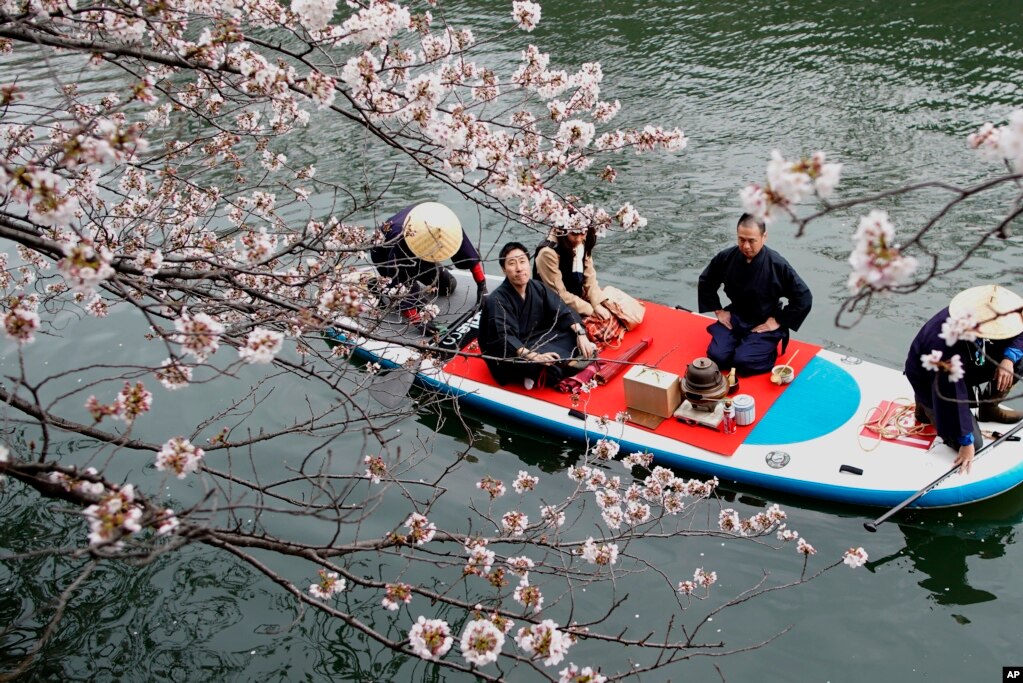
[
  {"left": 480, "top": 242, "right": 596, "bottom": 387},
  {"left": 698, "top": 213, "right": 812, "bottom": 376}
]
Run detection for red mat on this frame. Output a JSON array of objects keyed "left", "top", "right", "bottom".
[
  {"left": 444, "top": 301, "right": 821, "bottom": 456},
  {"left": 858, "top": 399, "right": 937, "bottom": 450}
]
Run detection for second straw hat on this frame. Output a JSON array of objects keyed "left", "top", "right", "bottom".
[
  {"left": 402, "top": 202, "right": 462, "bottom": 263},
  {"left": 948, "top": 284, "right": 1023, "bottom": 340}
]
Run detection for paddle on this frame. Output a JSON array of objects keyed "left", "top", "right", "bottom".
[
  {"left": 863, "top": 419, "right": 1023, "bottom": 532},
  {"left": 368, "top": 299, "right": 482, "bottom": 408}
]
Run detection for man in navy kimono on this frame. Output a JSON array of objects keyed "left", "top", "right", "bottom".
[
  {"left": 480, "top": 242, "right": 597, "bottom": 387},
  {"left": 698, "top": 214, "right": 813, "bottom": 376}
]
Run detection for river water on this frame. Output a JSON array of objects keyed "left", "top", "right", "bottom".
[{"left": 3, "top": 0, "right": 1023, "bottom": 680}]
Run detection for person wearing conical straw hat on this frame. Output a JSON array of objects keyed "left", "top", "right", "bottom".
[
  {"left": 370, "top": 202, "right": 487, "bottom": 333},
  {"left": 904, "top": 284, "right": 1023, "bottom": 473}
]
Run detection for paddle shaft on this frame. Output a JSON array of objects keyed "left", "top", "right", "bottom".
[
  {"left": 435, "top": 298, "right": 483, "bottom": 349},
  {"left": 863, "top": 419, "right": 1023, "bottom": 532}
]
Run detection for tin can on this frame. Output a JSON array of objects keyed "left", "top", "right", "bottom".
[{"left": 733, "top": 394, "right": 755, "bottom": 426}]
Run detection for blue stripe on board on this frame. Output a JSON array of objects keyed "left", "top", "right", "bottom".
[
  {"left": 747, "top": 355, "right": 861, "bottom": 445},
  {"left": 333, "top": 330, "right": 1023, "bottom": 507},
  {"left": 434, "top": 379, "right": 1023, "bottom": 509}
]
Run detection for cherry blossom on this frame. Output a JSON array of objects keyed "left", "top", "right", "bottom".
[
  {"left": 512, "top": 470, "right": 539, "bottom": 493},
  {"left": 718, "top": 508, "right": 740, "bottom": 533},
  {"left": 693, "top": 567, "right": 717, "bottom": 588},
  {"left": 404, "top": 512, "right": 437, "bottom": 545},
  {"left": 920, "top": 351, "right": 964, "bottom": 382},
  {"left": 57, "top": 240, "right": 115, "bottom": 292},
  {"left": 513, "top": 580, "right": 544, "bottom": 612},
  {"left": 600, "top": 505, "right": 623, "bottom": 530},
  {"left": 476, "top": 475, "right": 507, "bottom": 498},
  {"left": 459, "top": 618, "right": 505, "bottom": 667},
  {"left": 363, "top": 454, "right": 387, "bottom": 484},
  {"left": 591, "top": 438, "right": 620, "bottom": 461},
  {"left": 967, "top": 121, "right": 1002, "bottom": 161},
  {"left": 847, "top": 209, "right": 918, "bottom": 293},
  {"left": 292, "top": 0, "right": 338, "bottom": 33},
  {"left": 506, "top": 555, "right": 535, "bottom": 579},
  {"left": 116, "top": 381, "right": 153, "bottom": 423},
  {"left": 740, "top": 150, "right": 841, "bottom": 223},
  {"left": 309, "top": 569, "right": 346, "bottom": 599},
  {"left": 968, "top": 108, "right": 1023, "bottom": 170},
  {"left": 155, "top": 509, "right": 180, "bottom": 536},
  {"left": 512, "top": 0, "right": 542, "bottom": 31},
  {"left": 381, "top": 582, "right": 413, "bottom": 611},
  {"left": 842, "top": 547, "right": 869, "bottom": 568},
  {"left": 797, "top": 538, "right": 817, "bottom": 556},
  {"left": 614, "top": 203, "right": 646, "bottom": 231},
  {"left": 3, "top": 297, "right": 41, "bottom": 345},
  {"left": 155, "top": 358, "right": 193, "bottom": 391},
  {"left": 340, "top": 0, "right": 411, "bottom": 46},
  {"left": 133, "top": 250, "right": 164, "bottom": 277},
  {"left": 557, "top": 663, "right": 606, "bottom": 683},
  {"left": 408, "top": 616, "right": 453, "bottom": 660},
  {"left": 939, "top": 311, "right": 979, "bottom": 345},
  {"left": 624, "top": 500, "right": 651, "bottom": 525},
  {"left": 621, "top": 451, "right": 654, "bottom": 469},
  {"left": 83, "top": 484, "right": 143, "bottom": 548},
  {"left": 514, "top": 619, "right": 571, "bottom": 667},
  {"left": 920, "top": 349, "right": 944, "bottom": 372},
  {"left": 173, "top": 313, "right": 225, "bottom": 361},
  {"left": 501, "top": 510, "right": 529, "bottom": 536},
  {"left": 947, "top": 355, "right": 965, "bottom": 382},
  {"left": 154, "top": 437, "right": 205, "bottom": 479},
  {"left": 540, "top": 504, "right": 566, "bottom": 528},
  {"left": 464, "top": 537, "right": 496, "bottom": 576},
  {"left": 580, "top": 537, "right": 618, "bottom": 566},
  {"left": 238, "top": 327, "right": 285, "bottom": 364}
]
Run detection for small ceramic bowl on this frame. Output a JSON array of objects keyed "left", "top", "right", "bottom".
[{"left": 770, "top": 364, "right": 794, "bottom": 385}]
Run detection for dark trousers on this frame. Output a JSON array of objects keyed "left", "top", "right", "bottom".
[
  {"left": 706, "top": 313, "right": 786, "bottom": 376},
  {"left": 485, "top": 334, "right": 584, "bottom": 387},
  {"left": 370, "top": 251, "right": 455, "bottom": 311},
  {"left": 918, "top": 402, "right": 983, "bottom": 450}
]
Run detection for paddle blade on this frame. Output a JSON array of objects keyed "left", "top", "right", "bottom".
[{"left": 368, "top": 364, "right": 419, "bottom": 409}]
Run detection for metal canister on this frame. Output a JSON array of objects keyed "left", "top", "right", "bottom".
[{"left": 733, "top": 394, "right": 756, "bottom": 426}]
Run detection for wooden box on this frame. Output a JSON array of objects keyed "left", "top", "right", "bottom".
[{"left": 623, "top": 366, "right": 682, "bottom": 419}]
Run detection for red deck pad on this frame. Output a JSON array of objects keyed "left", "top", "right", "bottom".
[{"left": 443, "top": 301, "right": 821, "bottom": 456}]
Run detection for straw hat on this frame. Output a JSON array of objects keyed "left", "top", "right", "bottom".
[
  {"left": 949, "top": 284, "right": 1023, "bottom": 340},
  {"left": 402, "top": 202, "right": 462, "bottom": 262}
]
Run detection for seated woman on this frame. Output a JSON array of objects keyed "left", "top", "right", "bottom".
[
  {"left": 534, "top": 221, "right": 640, "bottom": 344},
  {"left": 533, "top": 224, "right": 610, "bottom": 321}
]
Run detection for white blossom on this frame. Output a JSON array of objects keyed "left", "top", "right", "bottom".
[
  {"left": 843, "top": 546, "right": 869, "bottom": 568},
  {"left": 408, "top": 616, "right": 453, "bottom": 660},
  {"left": 460, "top": 619, "right": 505, "bottom": 666}
]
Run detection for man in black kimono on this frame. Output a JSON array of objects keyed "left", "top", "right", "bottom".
[
  {"left": 480, "top": 242, "right": 597, "bottom": 387},
  {"left": 698, "top": 214, "right": 812, "bottom": 376}
]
